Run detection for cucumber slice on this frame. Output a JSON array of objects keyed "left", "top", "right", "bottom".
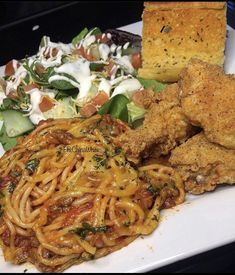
[{"left": 1, "top": 110, "right": 34, "bottom": 137}]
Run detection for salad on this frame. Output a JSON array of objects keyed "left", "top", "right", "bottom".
[{"left": 0, "top": 27, "right": 166, "bottom": 151}]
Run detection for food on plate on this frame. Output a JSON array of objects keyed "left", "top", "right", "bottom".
[
  {"left": 0, "top": 115, "right": 185, "bottom": 272},
  {"left": 0, "top": 27, "right": 168, "bottom": 151},
  {"left": 115, "top": 83, "right": 196, "bottom": 163},
  {"left": 169, "top": 133, "right": 235, "bottom": 194},
  {"left": 0, "top": 1, "right": 234, "bottom": 271},
  {"left": 180, "top": 58, "right": 235, "bottom": 149},
  {"left": 116, "top": 56, "right": 235, "bottom": 194},
  {"left": 139, "top": 1, "right": 227, "bottom": 82}
]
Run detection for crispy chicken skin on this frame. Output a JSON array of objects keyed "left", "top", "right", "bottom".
[
  {"left": 180, "top": 58, "right": 235, "bottom": 149},
  {"left": 115, "top": 84, "right": 195, "bottom": 163},
  {"left": 169, "top": 133, "right": 235, "bottom": 194}
]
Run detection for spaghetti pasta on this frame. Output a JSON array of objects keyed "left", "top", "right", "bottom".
[{"left": 0, "top": 115, "right": 185, "bottom": 272}]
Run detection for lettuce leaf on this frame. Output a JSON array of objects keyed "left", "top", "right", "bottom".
[
  {"left": 127, "top": 102, "right": 146, "bottom": 124},
  {"left": 0, "top": 124, "right": 17, "bottom": 151},
  {"left": 72, "top": 28, "right": 89, "bottom": 47},
  {"left": 98, "top": 94, "right": 129, "bottom": 123},
  {"left": 137, "top": 77, "right": 167, "bottom": 92}
]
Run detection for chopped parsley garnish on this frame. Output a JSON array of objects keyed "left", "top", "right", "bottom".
[
  {"left": 25, "top": 159, "right": 39, "bottom": 174},
  {"left": 92, "top": 154, "right": 107, "bottom": 169},
  {"left": 71, "top": 222, "right": 109, "bottom": 239},
  {"left": 7, "top": 182, "right": 16, "bottom": 193},
  {"left": 113, "top": 147, "right": 122, "bottom": 156},
  {"left": 147, "top": 185, "right": 159, "bottom": 196},
  {"left": 10, "top": 170, "right": 20, "bottom": 178}
]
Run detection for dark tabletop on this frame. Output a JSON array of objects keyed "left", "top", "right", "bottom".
[{"left": 0, "top": 1, "right": 235, "bottom": 273}]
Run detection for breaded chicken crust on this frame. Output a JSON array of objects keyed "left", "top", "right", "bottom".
[
  {"left": 169, "top": 133, "right": 235, "bottom": 194},
  {"left": 115, "top": 84, "right": 195, "bottom": 163},
  {"left": 180, "top": 58, "right": 235, "bottom": 149}
]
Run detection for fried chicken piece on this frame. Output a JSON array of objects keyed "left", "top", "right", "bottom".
[
  {"left": 131, "top": 88, "right": 156, "bottom": 109},
  {"left": 169, "top": 133, "right": 235, "bottom": 194},
  {"left": 180, "top": 58, "right": 235, "bottom": 149},
  {"left": 115, "top": 83, "right": 195, "bottom": 163}
]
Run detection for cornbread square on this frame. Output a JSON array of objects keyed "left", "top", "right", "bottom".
[{"left": 139, "top": 1, "right": 227, "bottom": 82}]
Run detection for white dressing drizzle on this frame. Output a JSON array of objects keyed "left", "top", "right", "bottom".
[
  {"left": 37, "top": 39, "right": 72, "bottom": 68},
  {"left": 82, "top": 35, "right": 96, "bottom": 49},
  {"left": 99, "top": 44, "right": 110, "bottom": 61},
  {"left": 2, "top": 28, "right": 142, "bottom": 125},
  {"left": 27, "top": 88, "right": 56, "bottom": 125},
  {"left": 48, "top": 75, "right": 80, "bottom": 88},
  {"left": 6, "top": 65, "right": 27, "bottom": 95},
  {"left": 12, "top": 59, "right": 18, "bottom": 72},
  {"left": 98, "top": 78, "right": 112, "bottom": 96},
  {"left": 54, "top": 59, "right": 90, "bottom": 82},
  {"left": 110, "top": 44, "right": 117, "bottom": 53},
  {"left": 114, "top": 56, "right": 134, "bottom": 74},
  {"left": 106, "top": 33, "right": 112, "bottom": 39},
  {"left": 123, "top": 42, "right": 130, "bottom": 50},
  {"left": 111, "top": 78, "right": 142, "bottom": 98}
]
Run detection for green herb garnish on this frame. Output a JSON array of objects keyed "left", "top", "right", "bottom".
[
  {"left": 147, "top": 185, "right": 159, "bottom": 196},
  {"left": 10, "top": 170, "right": 20, "bottom": 178},
  {"left": 7, "top": 182, "right": 16, "bottom": 193},
  {"left": 25, "top": 159, "right": 39, "bottom": 174},
  {"left": 113, "top": 147, "right": 122, "bottom": 156},
  {"left": 92, "top": 154, "right": 107, "bottom": 169},
  {"left": 71, "top": 222, "right": 109, "bottom": 239}
]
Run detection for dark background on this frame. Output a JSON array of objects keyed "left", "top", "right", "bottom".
[
  {"left": 0, "top": 1, "right": 235, "bottom": 273},
  {"left": 0, "top": 1, "right": 144, "bottom": 64}
]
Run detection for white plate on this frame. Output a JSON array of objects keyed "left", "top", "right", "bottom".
[{"left": 1, "top": 21, "right": 235, "bottom": 273}]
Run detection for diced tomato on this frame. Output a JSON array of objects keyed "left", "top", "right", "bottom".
[
  {"left": 80, "top": 92, "right": 109, "bottom": 118},
  {"left": 131, "top": 53, "right": 142, "bottom": 70},
  {"left": 92, "top": 91, "right": 109, "bottom": 107},
  {"left": 35, "top": 63, "right": 45, "bottom": 76},
  {"left": 74, "top": 46, "right": 85, "bottom": 57},
  {"left": 43, "top": 47, "right": 58, "bottom": 58},
  {"left": 23, "top": 83, "right": 40, "bottom": 92},
  {"left": 96, "top": 34, "right": 110, "bottom": 44},
  {"left": 132, "top": 89, "right": 146, "bottom": 107},
  {"left": 80, "top": 103, "right": 97, "bottom": 118},
  {"left": 51, "top": 48, "right": 59, "bottom": 57},
  {"left": 103, "top": 61, "right": 116, "bottom": 77},
  {"left": 39, "top": 96, "right": 55, "bottom": 112},
  {"left": 5, "top": 60, "right": 19, "bottom": 76},
  {"left": 8, "top": 91, "right": 19, "bottom": 100},
  {"left": 85, "top": 49, "right": 94, "bottom": 61},
  {"left": 74, "top": 46, "right": 94, "bottom": 61}
]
